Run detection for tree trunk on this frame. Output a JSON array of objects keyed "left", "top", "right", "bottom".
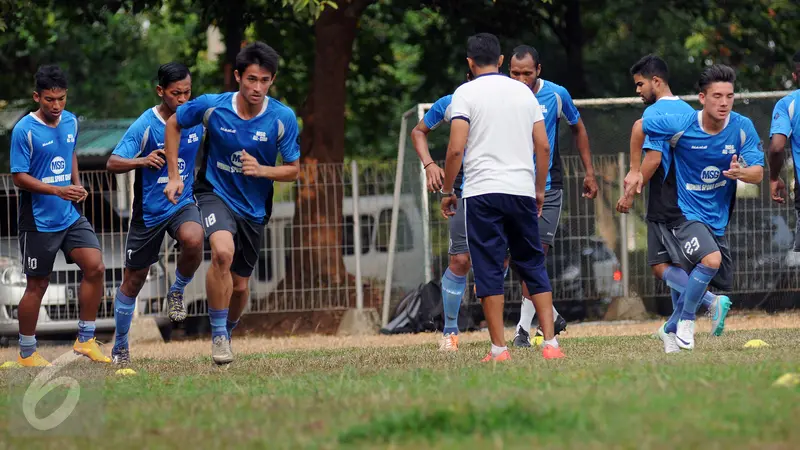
[
  {"left": 221, "top": 3, "right": 245, "bottom": 92},
  {"left": 563, "top": 0, "right": 588, "bottom": 97}
]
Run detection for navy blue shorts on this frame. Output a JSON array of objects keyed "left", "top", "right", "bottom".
[{"left": 464, "top": 193, "right": 551, "bottom": 298}]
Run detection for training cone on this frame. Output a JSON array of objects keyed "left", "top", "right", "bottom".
[
  {"left": 115, "top": 368, "right": 137, "bottom": 376},
  {"left": 533, "top": 335, "right": 544, "bottom": 347},
  {"left": 773, "top": 373, "right": 800, "bottom": 387},
  {"left": 743, "top": 339, "right": 769, "bottom": 348},
  {"left": 0, "top": 361, "right": 22, "bottom": 370}
]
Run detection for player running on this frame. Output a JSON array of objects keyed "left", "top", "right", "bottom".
[
  {"left": 507, "top": 45, "right": 598, "bottom": 347},
  {"left": 632, "top": 64, "right": 764, "bottom": 351},
  {"left": 163, "top": 42, "right": 300, "bottom": 365},
  {"left": 10, "top": 65, "right": 110, "bottom": 366},
  {"left": 767, "top": 51, "right": 800, "bottom": 224},
  {"left": 106, "top": 62, "right": 205, "bottom": 365},
  {"left": 617, "top": 55, "right": 731, "bottom": 353}
]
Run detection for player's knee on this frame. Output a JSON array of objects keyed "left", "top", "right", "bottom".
[
  {"left": 449, "top": 253, "right": 471, "bottom": 276},
  {"left": 211, "top": 247, "right": 234, "bottom": 270},
  {"left": 651, "top": 263, "right": 669, "bottom": 279},
  {"left": 123, "top": 270, "right": 148, "bottom": 294},
  {"left": 25, "top": 277, "right": 50, "bottom": 296},
  {"left": 701, "top": 252, "right": 722, "bottom": 269},
  {"left": 83, "top": 259, "right": 106, "bottom": 282},
  {"left": 178, "top": 226, "right": 204, "bottom": 254},
  {"left": 232, "top": 278, "right": 249, "bottom": 296}
]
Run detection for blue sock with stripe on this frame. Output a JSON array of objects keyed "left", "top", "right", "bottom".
[
  {"left": 441, "top": 268, "right": 466, "bottom": 335},
  {"left": 679, "top": 264, "right": 718, "bottom": 321},
  {"left": 113, "top": 290, "right": 137, "bottom": 351},
  {"left": 170, "top": 269, "right": 193, "bottom": 293},
  {"left": 226, "top": 319, "right": 239, "bottom": 339},
  {"left": 19, "top": 334, "right": 36, "bottom": 358},
  {"left": 209, "top": 308, "right": 229, "bottom": 339},
  {"left": 662, "top": 265, "right": 715, "bottom": 308},
  {"left": 78, "top": 320, "right": 96, "bottom": 343}
]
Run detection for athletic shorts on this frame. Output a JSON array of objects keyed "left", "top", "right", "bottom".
[
  {"left": 196, "top": 191, "right": 265, "bottom": 278},
  {"left": 646, "top": 220, "right": 672, "bottom": 266},
  {"left": 125, "top": 203, "right": 202, "bottom": 270},
  {"left": 658, "top": 221, "right": 734, "bottom": 291},
  {"left": 465, "top": 193, "right": 551, "bottom": 298},
  {"left": 448, "top": 197, "right": 468, "bottom": 255},
  {"left": 538, "top": 189, "right": 563, "bottom": 247},
  {"left": 794, "top": 209, "right": 800, "bottom": 252},
  {"left": 19, "top": 216, "right": 101, "bottom": 277}
]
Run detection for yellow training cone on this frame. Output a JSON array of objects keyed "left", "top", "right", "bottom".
[
  {"left": 0, "top": 361, "right": 22, "bottom": 370},
  {"left": 115, "top": 368, "right": 137, "bottom": 376},
  {"left": 743, "top": 339, "right": 769, "bottom": 348},
  {"left": 773, "top": 373, "right": 800, "bottom": 387}
]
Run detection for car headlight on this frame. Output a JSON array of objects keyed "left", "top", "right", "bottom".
[{"left": 0, "top": 257, "right": 27, "bottom": 286}]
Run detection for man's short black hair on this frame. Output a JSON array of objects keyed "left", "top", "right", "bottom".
[
  {"left": 630, "top": 54, "right": 669, "bottom": 83},
  {"left": 697, "top": 64, "right": 736, "bottom": 93},
  {"left": 466, "top": 33, "right": 502, "bottom": 67},
  {"left": 235, "top": 41, "right": 280, "bottom": 76},
  {"left": 158, "top": 62, "right": 191, "bottom": 88},
  {"left": 511, "top": 45, "right": 540, "bottom": 66},
  {"left": 793, "top": 50, "right": 800, "bottom": 65},
  {"left": 34, "top": 65, "right": 68, "bottom": 92}
]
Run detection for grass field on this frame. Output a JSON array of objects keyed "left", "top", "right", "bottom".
[{"left": 2, "top": 313, "right": 800, "bottom": 450}]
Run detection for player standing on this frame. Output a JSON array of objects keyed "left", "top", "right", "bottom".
[
  {"left": 10, "top": 65, "right": 110, "bottom": 366},
  {"left": 617, "top": 55, "right": 730, "bottom": 353},
  {"left": 507, "top": 45, "right": 598, "bottom": 347},
  {"left": 441, "top": 33, "right": 564, "bottom": 361},
  {"left": 767, "top": 51, "right": 800, "bottom": 218},
  {"left": 633, "top": 65, "right": 764, "bottom": 350},
  {"left": 106, "top": 62, "right": 205, "bottom": 365},
  {"left": 163, "top": 42, "right": 300, "bottom": 365}
]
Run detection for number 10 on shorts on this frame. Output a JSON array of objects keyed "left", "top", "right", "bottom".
[{"left": 204, "top": 213, "right": 216, "bottom": 228}]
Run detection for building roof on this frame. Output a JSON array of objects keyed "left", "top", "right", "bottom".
[{"left": 75, "top": 119, "right": 135, "bottom": 157}]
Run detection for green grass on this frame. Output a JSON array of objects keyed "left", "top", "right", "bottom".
[{"left": 2, "top": 328, "right": 800, "bottom": 449}]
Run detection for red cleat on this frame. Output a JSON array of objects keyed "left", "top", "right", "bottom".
[
  {"left": 480, "top": 349, "right": 511, "bottom": 362},
  {"left": 542, "top": 344, "right": 565, "bottom": 359}
]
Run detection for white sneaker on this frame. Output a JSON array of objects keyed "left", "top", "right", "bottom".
[
  {"left": 658, "top": 323, "right": 680, "bottom": 354},
  {"left": 438, "top": 333, "right": 459, "bottom": 352},
  {"left": 675, "top": 320, "right": 695, "bottom": 350}
]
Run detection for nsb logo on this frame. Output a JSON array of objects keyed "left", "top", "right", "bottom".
[
  {"left": 177, "top": 158, "right": 186, "bottom": 173},
  {"left": 187, "top": 133, "right": 199, "bottom": 144},
  {"left": 230, "top": 151, "right": 243, "bottom": 168},
  {"left": 50, "top": 156, "right": 66, "bottom": 175},
  {"left": 701, "top": 166, "right": 721, "bottom": 184}
]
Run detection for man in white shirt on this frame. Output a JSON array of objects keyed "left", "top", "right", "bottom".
[{"left": 440, "top": 33, "right": 566, "bottom": 361}]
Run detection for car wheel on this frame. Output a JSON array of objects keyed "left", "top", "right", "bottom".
[{"left": 0, "top": 336, "right": 9, "bottom": 348}]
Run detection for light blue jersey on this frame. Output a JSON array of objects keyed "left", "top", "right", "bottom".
[
  {"left": 769, "top": 89, "right": 800, "bottom": 209},
  {"left": 533, "top": 79, "right": 580, "bottom": 191}
]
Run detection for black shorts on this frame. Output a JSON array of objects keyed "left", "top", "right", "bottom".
[
  {"left": 195, "top": 191, "right": 264, "bottom": 278},
  {"left": 19, "top": 216, "right": 101, "bottom": 277},
  {"left": 659, "top": 221, "right": 733, "bottom": 291},
  {"left": 125, "top": 203, "right": 202, "bottom": 270},
  {"left": 538, "top": 189, "right": 563, "bottom": 247},
  {"left": 646, "top": 220, "right": 672, "bottom": 266}
]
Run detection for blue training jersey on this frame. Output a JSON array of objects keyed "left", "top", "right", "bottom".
[
  {"left": 641, "top": 97, "right": 695, "bottom": 222},
  {"left": 112, "top": 107, "right": 205, "bottom": 228},
  {"left": 423, "top": 95, "right": 465, "bottom": 194},
  {"left": 642, "top": 111, "right": 765, "bottom": 235},
  {"left": 176, "top": 92, "right": 301, "bottom": 224},
  {"left": 533, "top": 79, "right": 581, "bottom": 191},
  {"left": 769, "top": 89, "right": 800, "bottom": 209},
  {"left": 10, "top": 112, "right": 81, "bottom": 232}
]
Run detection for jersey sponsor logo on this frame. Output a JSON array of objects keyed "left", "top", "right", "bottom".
[
  {"left": 700, "top": 166, "right": 721, "bottom": 184},
  {"left": 42, "top": 140, "right": 54, "bottom": 147},
  {"left": 230, "top": 151, "right": 243, "bottom": 168},
  {"left": 722, "top": 144, "right": 736, "bottom": 155},
  {"left": 691, "top": 145, "right": 708, "bottom": 149},
  {"left": 178, "top": 158, "right": 186, "bottom": 173},
  {"left": 187, "top": 133, "right": 199, "bottom": 144},
  {"left": 686, "top": 165, "right": 726, "bottom": 191},
  {"left": 220, "top": 127, "right": 236, "bottom": 134},
  {"left": 539, "top": 104, "right": 548, "bottom": 114},
  {"left": 50, "top": 156, "right": 66, "bottom": 174},
  {"left": 157, "top": 174, "right": 188, "bottom": 184},
  {"left": 67, "top": 133, "right": 75, "bottom": 143},
  {"left": 214, "top": 151, "right": 245, "bottom": 174},
  {"left": 252, "top": 131, "right": 268, "bottom": 142}
]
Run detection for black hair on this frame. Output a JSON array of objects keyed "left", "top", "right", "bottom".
[
  {"left": 158, "top": 62, "right": 191, "bottom": 88},
  {"left": 466, "top": 33, "right": 501, "bottom": 67},
  {"left": 793, "top": 50, "right": 800, "bottom": 65},
  {"left": 235, "top": 41, "right": 280, "bottom": 76},
  {"left": 697, "top": 64, "right": 736, "bottom": 92},
  {"left": 629, "top": 54, "right": 669, "bottom": 83},
  {"left": 511, "top": 45, "right": 541, "bottom": 66},
  {"left": 34, "top": 65, "right": 68, "bottom": 92}
]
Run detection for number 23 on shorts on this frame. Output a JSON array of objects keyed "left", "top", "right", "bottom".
[{"left": 684, "top": 236, "right": 700, "bottom": 256}]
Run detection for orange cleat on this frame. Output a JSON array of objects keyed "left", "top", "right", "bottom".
[
  {"left": 542, "top": 344, "right": 565, "bottom": 359},
  {"left": 480, "top": 349, "right": 511, "bottom": 362}
]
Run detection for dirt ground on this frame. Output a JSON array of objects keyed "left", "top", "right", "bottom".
[{"left": 2, "top": 310, "right": 797, "bottom": 362}]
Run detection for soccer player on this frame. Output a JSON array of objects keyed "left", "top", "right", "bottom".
[
  {"left": 632, "top": 64, "right": 764, "bottom": 350},
  {"left": 106, "top": 62, "right": 205, "bottom": 365},
  {"left": 507, "top": 45, "right": 598, "bottom": 347},
  {"left": 767, "top": 51, "right": 799, "bottom": 213},
  {"left": 10, "top": 65, "right": 110, "bottom": 366},
  {"left": 617, "top": 55, "right": 731, "bottom": 353},
  {"left": 441, "top": 33, "right": 565, "bottom": 361},
  {"left": 163, "top": 42, "right": 300, "bottom": 365}
]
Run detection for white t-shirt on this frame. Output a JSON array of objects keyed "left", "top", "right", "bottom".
[{"left": 450, "top": 72, "right": 544, "bottom": 199}]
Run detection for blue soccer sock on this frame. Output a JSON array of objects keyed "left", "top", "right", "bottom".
[
  {"left": 679, "top": 264, "right": 718, "bottom": 322},
  {"left": 113, "top": 290, "right": 137, "bottom": 351},
  {"left": 209, "top": 308, "right": 229, "bottom": 339},
  {"left": 662, "top": 265, "right": 715, "bottom": 308},
  {"left": 441, "top": 268, "right": 466, "bottom": 335},
  {"left": 170, "top": 269, "right": 193, "bottom": 293},
  {"left": 19, "top": 334, "right": 37, "bottom": 358},
  {"left": 670, "top": 288, "right": 681, "bottom": 311},
  {"left": 78, "top": 320, "right": 96, "bottom": 343},
  {"left": 226, "top": 319, "right": 240, "bottom": 340}
]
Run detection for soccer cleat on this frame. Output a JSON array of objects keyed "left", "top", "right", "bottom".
[
  {"left": 111, "top": 347, "right": 131, "bottom": 366},
  {"left": 438, "top": 333, "right": 459, "bottom": 352},
  {"left": 708, "top": 295, "right": 732, "bottom": 337},
  {"left": 675, "top": 320, "right": 696, "bottom": 350},
  {"left": 73, "top": 338, "right": 111, "bottom": 363},
  {"left": 212, "top": 335, "right": 234, "bottom": 365},
  {"left": 167, "top": 291, "right": 187, "bottom": 323},
  {"left": 512, "top": 326, "right": 531, "bottom": 348},
  {"left": 533, "top": 315, "right": 568, "bottom": 346},
  {"left": 17, "top": 352, "right": 52, "bottom": 367},
  {"left": 481, "top": 350, "right": 511, "bottom": 362},
  {"left": 542, "top": 344, "right": 565, "bottom": 359},
  {"left": 658, "top": 323, "right": 680, "bottom": 354}
]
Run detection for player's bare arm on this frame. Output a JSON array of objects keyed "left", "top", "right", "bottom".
[
  {"left": 570, "top": 118, "right": 598, "bottom": 199},
  {"left": 107, "top": 151, "right": 167, "bottom": 173},
  {"left": 624, "top": 119, "right": 646, "bottom": 197},
  {"left": 768, "top": 133, "right": 788, "bottom": 203},
  {"left": 71, "top": 152, "right": 88, "bottom": 202},
  {"left": 441, "top": 119, "right": 468, "bottom": 218},
  {"left": 723, "top": 154, "right": 763, "bottom": 184},
  {"left": 163, "top": 114, "right": 184, "bottom": 204},
  {"left": 12, "top": 172, "right": 85, "bottom": 202},
  {"left": 617, "top": 149, "right": 661, "bottom": 214},
  {"left": 411, "top": 120, "right": 446, "bottom": 192},
  {"left": 240, "top": 150, "right": 299, "bottom": 181},
  {"left": 533, "top": 120, "right": 550, "bottom": 216}
]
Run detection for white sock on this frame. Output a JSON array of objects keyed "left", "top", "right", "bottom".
[
  {"left": 543, "top": 338, "right": 559, "bottom": 348},
  {"left": 518, "top": 298, "right": 536, "bottom": 333},
  {"left": 491, "top": 343, "right": 508, "bottom": 357},
  {"left": 552, "top": 305, "right": 560, "bottom": 320}
]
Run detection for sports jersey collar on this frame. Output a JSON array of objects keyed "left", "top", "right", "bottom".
[
  {"left": 28, "top": 111, "right": 61, "bottom": 127},
  {"left": 534, "top": 78, "right": 545, "bottom": 94},
  {"left": 657, "top": 96, "right": 680, "bottom": 102},
  {"left": 231, "top": 92, "right": 269, "bottom": 119},
  {"left": 473, "top": 72, "right": 506, "bottom": 79},
  {"left": 697, "top": 110, "right": 731, "bottom": 135},
  {"left": 150, "top": 106, "right": 167, "bottom": 125}
]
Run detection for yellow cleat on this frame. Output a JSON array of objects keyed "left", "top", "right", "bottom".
[
  {"left": 73, "top": 338, "right": 111, "bottom": 363},
  {"left": 17, "top": 352, "right": 52, "bottom": 367}
]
